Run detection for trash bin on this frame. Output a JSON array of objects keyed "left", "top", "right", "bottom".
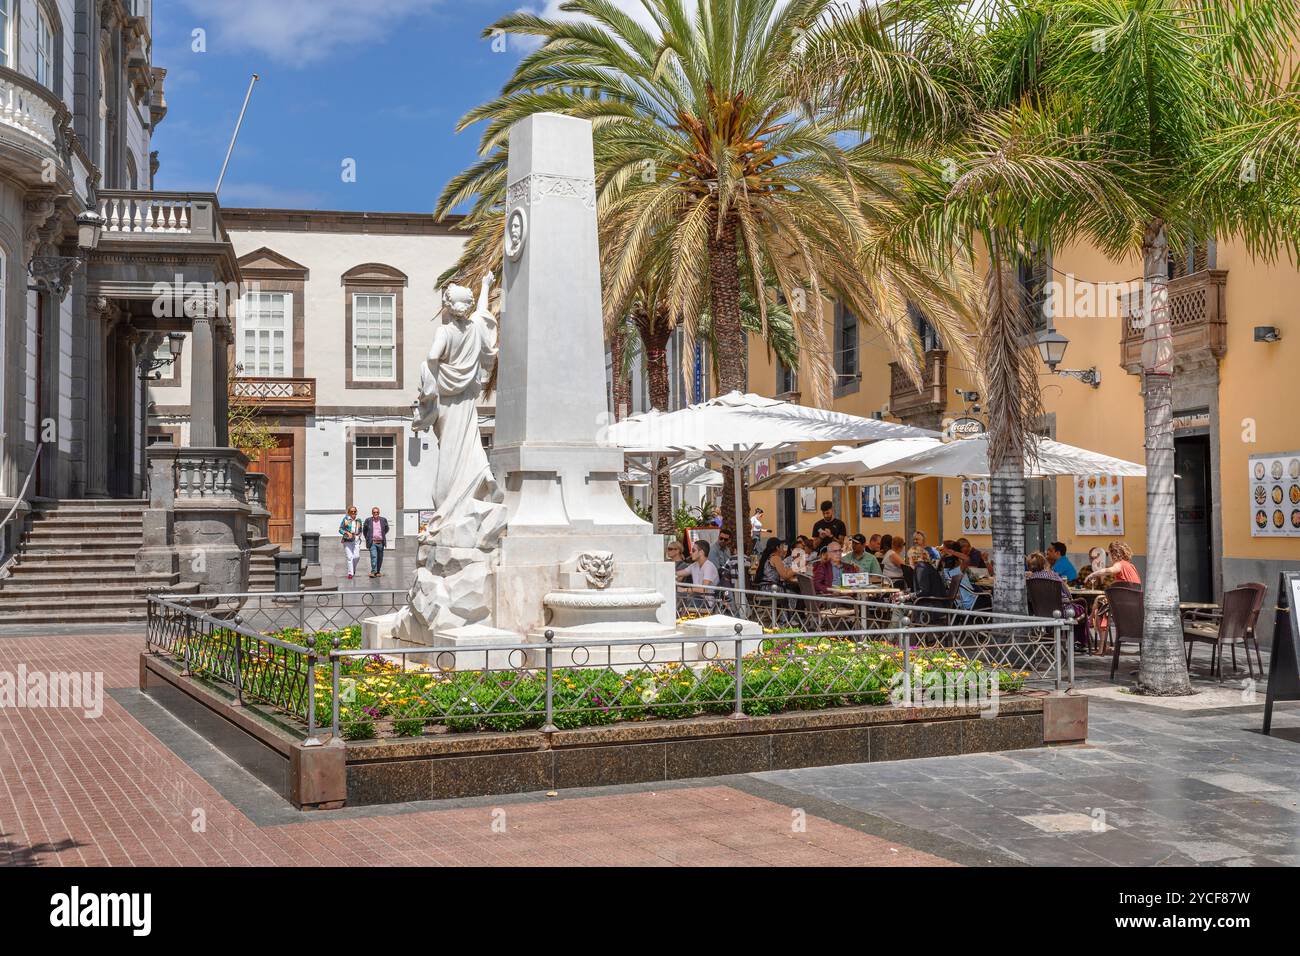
[
  {"left": 275, "top": 552, "right": 303, "bottom": 593},
  {"left": 300, "top": 532, "right": 320, "bottom": 565}
]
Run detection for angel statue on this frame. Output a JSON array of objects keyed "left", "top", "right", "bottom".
[{"left": 413, "top": 271, "right": 500, "bottom": 539}]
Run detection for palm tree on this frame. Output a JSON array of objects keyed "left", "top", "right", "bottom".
[
  {"left": 1039, "top": 0, "right": 1300, "bottom": 694},
  {"left": 436, "top": 0, "right": 979, "bottom": 540},
  {"left": 803, "top": 0, "right": 1141, "bottom": 613}
]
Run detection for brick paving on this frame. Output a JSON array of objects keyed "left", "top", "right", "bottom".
[{"left": 0, "top": 633, "right": 953, "bottom": 867}]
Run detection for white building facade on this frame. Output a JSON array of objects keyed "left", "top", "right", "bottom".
[{"left": 148, "top": 208, "right": 476, "bottom": 552}]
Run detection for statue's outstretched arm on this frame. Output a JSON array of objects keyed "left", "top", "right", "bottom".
[{"left": 477, "top": 270, "right": 494, "bottom": 315}]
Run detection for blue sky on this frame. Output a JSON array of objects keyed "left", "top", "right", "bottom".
[{"left": 151, "top": 1, "right": 555, "bottom": 213}]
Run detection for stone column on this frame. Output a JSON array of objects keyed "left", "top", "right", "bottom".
[
  {"left": 189, "top": 309, "right": 216, "bottom": 447},
  {"left": 83, "top": 298, "right": 111, "bottom": 498},
  {"left": 213, "top": 322, "right": 231, "bottom": 448}
]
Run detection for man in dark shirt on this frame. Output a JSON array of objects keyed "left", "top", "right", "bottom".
[{"left": 810, "top": 500, "right": 846, "bottom": 542}]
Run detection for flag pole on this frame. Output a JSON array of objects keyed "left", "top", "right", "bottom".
[{"left": 216, "top": 73, "right": 260, "bottom": 196}]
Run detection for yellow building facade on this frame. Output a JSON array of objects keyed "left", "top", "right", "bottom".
[{"left": 746, "top": 242, "right": 1299, "bottom": 633}]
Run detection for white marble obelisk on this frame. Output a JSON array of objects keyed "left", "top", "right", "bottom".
[{"left": 489, "top": 113, "right": 676, "bottom": 637}]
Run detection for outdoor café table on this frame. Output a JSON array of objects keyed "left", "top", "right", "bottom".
[
  {"left": 829, "top": 586, "right": 900, "bottom": 629},
  {"left": 1179, "top": 601, "right": 1221, "bottom": 625}
]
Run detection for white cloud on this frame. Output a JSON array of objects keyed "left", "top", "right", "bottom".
[{"left": 179, "top": 0, "right": 449, "bottom": 65}]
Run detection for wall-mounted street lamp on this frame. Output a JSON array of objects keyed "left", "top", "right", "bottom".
[
  {"left": 1035, "top": 329, "right": 1101, "bottom": 388},
  {"left": 27, "top": 207, "right": 106, "bottom": 299},
  {"left": 76, "top": 209, "right": 105, "bottom": 251},
  {"left": 138, "top": 332, "right": 185, "bottom": 381}
]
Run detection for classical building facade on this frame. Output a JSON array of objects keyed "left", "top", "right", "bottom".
[
  {"left": 147, "top": 208, "right": 476, "bottom": 552},
  {"left": 1, "top": 1, "right": 242, "bottom": 614}
]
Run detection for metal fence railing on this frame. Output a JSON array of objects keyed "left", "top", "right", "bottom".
[
  {"left": 145, "top": 585, "right": 1071, "bottom": 746},
  {"left": 146, "top": 594, "right": 323, "bottom": 741}
]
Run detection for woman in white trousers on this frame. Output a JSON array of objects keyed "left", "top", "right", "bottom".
[{"left": 339, "top": 506, "right": 362, "bottom": 580}]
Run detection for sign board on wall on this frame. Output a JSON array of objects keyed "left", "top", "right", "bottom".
[
  {"left": 861, "top": 484, "right": 881, "bottom": 518},
  {"left": 1249, "top": 452, "right": 1300, "bottom": 537},
  {"left": 1074, "top": 474, "right": 1124, "bottom": 536},
  {"left": 800, "top": 487, "right": 817, "bottom": 512},
  {"left": 882, "top": 482, "right": 902, "bottom": 523},
  {"left": 961, "top": 479, "right": 990, "bottom": 534}
]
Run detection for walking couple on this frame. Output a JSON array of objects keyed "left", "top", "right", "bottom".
[{"left": 339, "top": 506, "right": 389, "bottom": 579}]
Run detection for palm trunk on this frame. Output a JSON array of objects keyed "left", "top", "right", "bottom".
[
  {"left": 708, "top": 211, "right": 748, "bottom": 540},
  {"left": 610, "top": 321, "right": 630, "bottom": 421},
  {"left": 982, "top": 239, "right": 1034, "bottom": 616},
  {"left": 1138, "top": 219, "right": 1192, "bottom": 695},
  {"left": 990, "top": 448, "right": 1028, "bottom": 614},
  {"left": 643, "top": 321, "right": 675, "bottom": 536}
]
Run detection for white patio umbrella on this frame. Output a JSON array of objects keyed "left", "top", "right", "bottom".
[
  {"left": 847, "top": 434, "right": 1147, "bottom": 479},
  {"left": 749, "top": 438, "right": 944, "bottom": 491},
  {"left": 605, "top": 392, "right": 936, "bottom": 607}
]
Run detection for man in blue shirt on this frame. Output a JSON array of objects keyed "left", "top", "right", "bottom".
[{"left": 1047, "top": 541, "right": 1077, "bottom": 583}]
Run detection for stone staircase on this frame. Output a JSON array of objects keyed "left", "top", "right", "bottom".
[
  {"left": 247, "top": 532, "right": 325, "bottom": 592},
  {"left": 0, "top": 500, "right": 198, "bottom": 626}
]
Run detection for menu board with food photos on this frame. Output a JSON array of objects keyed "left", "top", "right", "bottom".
[
  {"left": 961, "top": 479, "right": 990, "bottom": 534},
  {"left": 1250, "top": 452, "right": 1300, "bottom": 537},
  {"left": 1074, "top": 474, "right": 1124, "bottom": 536}
]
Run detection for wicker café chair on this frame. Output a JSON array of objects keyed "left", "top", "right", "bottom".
[{"left": 1183, "top": 585, "right": 1262, "bottom": 681}]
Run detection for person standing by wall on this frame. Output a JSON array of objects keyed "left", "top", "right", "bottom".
[
  {"left": 363, "top": 506, "right": 390, "bottom": 578},
  {"left": 339, "top": 506, "right": 362, "bottom": 580}
]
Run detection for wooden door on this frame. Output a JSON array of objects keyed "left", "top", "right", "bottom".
[{"left": 248, "top": 434, "right": 295, "bottom": 545}]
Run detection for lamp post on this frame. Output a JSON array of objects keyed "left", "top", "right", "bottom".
[{"left": 1035, "top": 329, "right": 1100, "bottom": 388}]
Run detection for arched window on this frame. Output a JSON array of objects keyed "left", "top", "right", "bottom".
[{"left": 126, "top": 152, "right": 138, "bottom": 190}]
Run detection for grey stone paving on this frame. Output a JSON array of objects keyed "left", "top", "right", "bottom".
[{"left": 751, "top": 698, "right": 1300, "bottom": 866}]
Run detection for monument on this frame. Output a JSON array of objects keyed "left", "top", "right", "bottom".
[{"left": 368, "top": 112, "right": 741, "bottom": 659}]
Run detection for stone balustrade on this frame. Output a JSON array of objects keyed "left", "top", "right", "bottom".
[
  {"left": 98, "top": 190, "right": 222, "bottom": 243},
  {"left": 173, "top": 449, "right": 248, "bottom": 504},
  {"left": 0, "top": 65, "right": 66, "bottom": 153}
]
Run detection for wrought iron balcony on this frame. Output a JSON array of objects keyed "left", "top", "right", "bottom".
[
  {"left": 1119, "top": 270, "right": 1228, "bottom": 374},
  {"left": 889, "top": 349, "right": 948, "bottom": 424},
  {"left": 230, "top": 376, "right": 317, "bottom": 415}
]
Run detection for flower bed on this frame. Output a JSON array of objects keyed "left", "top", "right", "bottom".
[{"left": 170, "top": 625, "right": 1029, "bottom": 741}]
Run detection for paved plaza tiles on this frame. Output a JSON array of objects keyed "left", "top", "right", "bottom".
[{"left": 2, "top": 631, "right": 1299, "bottom": 867}]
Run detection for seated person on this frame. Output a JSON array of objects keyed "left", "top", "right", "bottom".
[
  {"left": 787, "top": 536, "right": 811, "bottom": 574},
  {"left": 712, "top": 528, "right": 736, "bottom": 585},
  {"left": 667, "top": 539, "right": 691, "bottom": 576},
  {"left": 940, "top": 554, "right": 980, "bottom": 610},
  {"left": 1085, "top": 540, "right": 1141, "bottom": 588},
  {"left": 875, "top": 533, "right": 893, "bottom": 561},
  {"left": 812, "top": 541, "right": 847, "bottom": 594},
  {"left": 681, "top": 540, "right": 719, "bottom": 591},
  {"left": 912, "top": 530, "right": 941, "bottom": 562},
  {"left": 842, "top": 534, "right": 882, "bottom": 576},
  {"left": 1027, "top": 551, "right": 1071, "bottom": 604},
  {"left": 880, "top": 537, "right": 908, "bottom": 584},
  {"left": 911, "top": 547, "right": 948, "bottom": 600},
  {"left": 955, "top": 537, "right": 988, "bottom": 571},
  {"left": 1046, "top": 541, "right": 1077, "bottom": 583},
  {"left": 758, "top": 538, "right": 799, "bottom": 592}
]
